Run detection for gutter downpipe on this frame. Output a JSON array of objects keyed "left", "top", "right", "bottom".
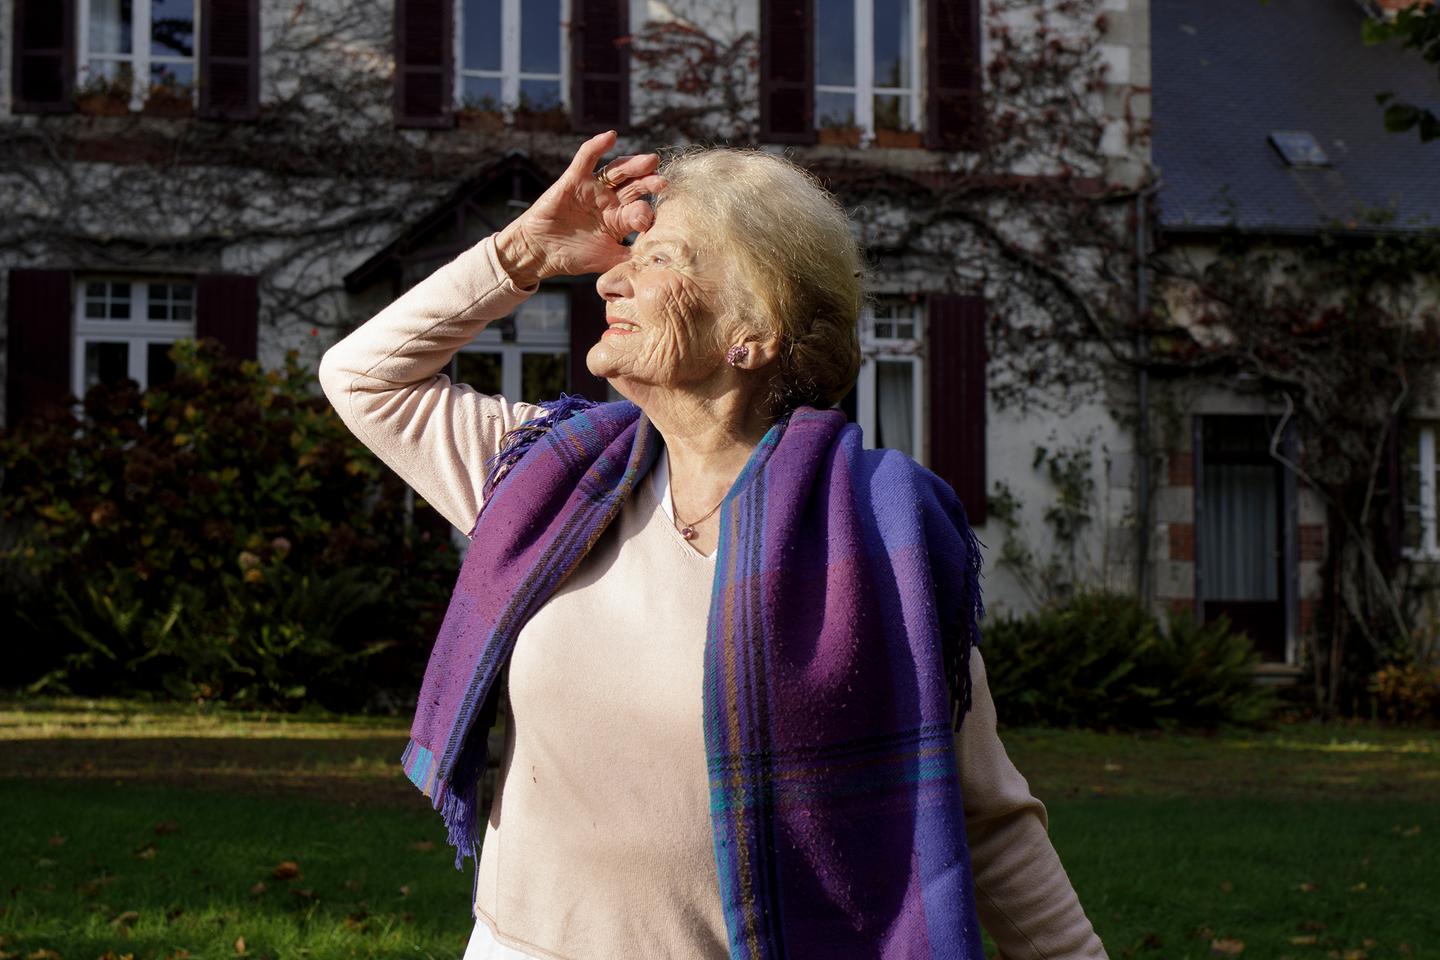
[{"left": 1134, "top": 184, "right": 1159, "bottom": 611}]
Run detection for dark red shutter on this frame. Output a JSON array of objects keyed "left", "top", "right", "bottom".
[
  {"left": 1383, "top": 415, "right": 1404, "bottom": 568},
  {"left": 5, "top": 269, "right": 73, "bottom": 427},
  {"left": 395, "top": 0, "right": 453, "bottom": 128},
  {"left": 926, "top": 0, "right": 983, "bottom": 150},
  {"left": 12, "top": 0, "right": 74, "bottom": 114},
  {"left": 760, "top": 0, "right": 816, "bottom": 143},
  {"left": 196, "top": 274, "right": 259, "bottom": 361},
  {"left": 568, "top": 283, "right": 609, "bottom": 402},
  {"left": 199, "top": 0, "right": 259, "bottom": 120},
  {"left": 571, "top": 0, "right": 629, "bottom": 132},
  {"left": 928, "top": 294, "right": 987, "bottom": 524}
]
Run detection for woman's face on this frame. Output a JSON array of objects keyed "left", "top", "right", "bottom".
[{"left": 586, "top": 200, "right": 734, "bottom": 389}]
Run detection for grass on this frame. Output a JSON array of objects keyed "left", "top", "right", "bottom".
[{"left": 1, "top": 698, "right": 1437, "bottom": 959}]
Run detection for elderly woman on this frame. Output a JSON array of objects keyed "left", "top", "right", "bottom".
[{"left": 319, "top": 131, "right": 1107, "bottom": 960}]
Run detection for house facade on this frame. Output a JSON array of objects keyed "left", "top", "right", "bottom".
[{"left": 8, "top": 0, "right": 1433, "bottom": 674}]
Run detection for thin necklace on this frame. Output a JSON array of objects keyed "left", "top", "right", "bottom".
[{"left": 673, "top": 490, "right": 725, "bottom": 541}]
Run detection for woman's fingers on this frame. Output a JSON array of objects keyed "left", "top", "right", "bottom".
[
  {"left": 564, "top": 130, "right": 618, "bottom": 180},
  {"left": 616, "top": 174, "right": 667, "bottom": 205},
  {"left": 620, "top": 200, "right": 656, "bottom": 234},
  {"left": 601, "top": 152, "right": 662, "bottom": 183}
]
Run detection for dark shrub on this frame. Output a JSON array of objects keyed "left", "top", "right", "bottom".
[
  {"left": 981, "top": 590, "right": 1276, "bottom": 729},
  {"left": 0, "top": 338, "right": 460, "bottom": 710}
]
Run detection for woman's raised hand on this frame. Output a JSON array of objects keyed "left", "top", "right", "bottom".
[{"left": 494, "top": 130, "right": 667, "bottom": 287}]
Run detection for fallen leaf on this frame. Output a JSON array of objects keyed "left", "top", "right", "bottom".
[
  {"left": 1300, "top": 922, "right": 1327, "bottom": 932},
  {"left": 291, "top": 888, "right": 315, "bottom": 901},
  {"left": 154, "top": 820, "right": 181, "bottom": 836},
  {"left": 344, "top": 910, "right": 369, "bottom": 931},
  {"left": 27, "top": 951, "right": 62, "bottom": 960},
  {"left": 249, "top": 881, "right": 267, "bottom": 896},
  {"left": 133, "top": 844, "right": 157, "bottom": 861},
  {"left": 34, "top": 858, "right": 57, "bottom": 869},
  {"left": 408, "top": 840, "right": 435, "bottom": 852},
  {"left": 1340, "top": 951, "right": 1368, "bottom": 960},
  {"left": 1296, "top": 882, "right": 1318, "bottom": 893},
  {"left": 1348, "top": 881, "right": 1368, "bottom": 892},
  {"left": 233, "top": 937, "right": 246, "bottom": 956},
  {"left": 1211, "top": 938, "right": 1245, "bottom": 956},
  {"left": 398, "top": 884, "right": 411, "bottom": 898},
  {"left": 271, "top": 861, "right": 301, "bottom": 880},
  {"left": 1290, "top": 936, "right": 1318, "bottom": 946},
  {"left": 46, "top": 835, "right": 66, "bottom": 847},
  {"left": 111, "top": 910, "right": 140, "bottom": 929},
  {"left": 76, "top": 875, "right": 117, "bottom": 897},
  {"left": 168, "top": 951, "right": 191, "bottom": 960},
  {"left": 1103, "top": 762, "right": 1123, "bottom": 772}
]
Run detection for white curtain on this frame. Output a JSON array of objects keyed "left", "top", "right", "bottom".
[
  {"left": 89, "top": 0, "right": 131, "bottom": 55},
  {"left": 1200, "top": 463, "right": 1278, "bottom": 601},
  {"left": 876, "top": 360, "right": 915, "bottom": 457}
]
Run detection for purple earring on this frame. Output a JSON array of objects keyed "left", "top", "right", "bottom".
[{"left": 725, "top": 344, "right": 749, "bottom": 367}]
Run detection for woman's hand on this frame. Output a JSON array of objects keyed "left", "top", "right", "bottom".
[{"left": 494, "top": 130, "right": 666, "bottom": 287}]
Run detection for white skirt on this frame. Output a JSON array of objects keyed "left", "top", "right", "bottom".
[{"left": 462, "top": 915, "right": 542, "bottom": 960}]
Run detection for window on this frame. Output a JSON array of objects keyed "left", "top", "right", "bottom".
[
  {"left": 456, "top": 0, "right": 566, "bottom": 115},
  {"left": 73, "top": 278, "right": 196, "bottom": 399},
  {"left": 453, "top": 290, "right": 570, "bottom": 402},
  {"left": 1403, "top": 424, "right": 1440, "bottom": 561},
  {"left": 815, "top": 0, "right": 919, "bottom": 140},
  {"left": 849, "top": 297, "right": 924, "bottom": 459},
  {"left": 78, "top": 0, "right": 197, "bottom": 108}
]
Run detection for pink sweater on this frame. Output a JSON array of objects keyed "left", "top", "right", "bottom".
[{"left": 318, "top": 236, "right": 1109, "bottom": 960}]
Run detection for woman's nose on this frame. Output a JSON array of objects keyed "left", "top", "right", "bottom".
[{"left": 596, "top": 260, "right": 634, "bottom": 303}]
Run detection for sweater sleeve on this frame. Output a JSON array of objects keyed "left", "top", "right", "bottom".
[
  {"left": 955, "top": 651, "right": 1109, "bottom": 960},
  {"left": 317, "top": 235, "right": 549, "bottom": 536}
]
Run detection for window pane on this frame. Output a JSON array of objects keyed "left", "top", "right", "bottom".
[
  {"left": 815, "top": 0, "right": 855, "bottom": 86},
  {"left": 108, "top": 283, "right": 132, "bottom": 319},
  {"left": 461, "top": 75, "right": 503, "bottom": 110},
  {"left": 816, "top": 90, "right": 855, "bottom": 129},
  {"left": 147, "top": 341, "right": 178, "bottom": 387},
  {"left": 514, "top": 291, "right": 569, "bottom": 338},
  {"left": 150, "top": 0, "right": 194, "bottom": 58},
  {"left": 520, "top": 0, "right": 560, "bottom": 74},
  {"left": 84, "top": 341, "right": 130, "bottom": 391},
  {"left": 150, "top": 61, "right": 194, "bottom": 89},
  {"left": 519, "top": 79, "right": 561, "bottom": 112},
  {"left": 88, "top": 59, "right": 135, "bottom": 88},
  {"left": 875, "top": 360, "right": 915, "bottom": 457},
  {"left": 873, "top": 0, "right": 912, "bottom": 89},
  {"left": 90, "top": 0, "right": 134, "bottom": 55},
  {"left": 522, "top": 352, "right": 568, "bottom": 402},
  {"left": 86, "top": 301, "right": 107, "bottom": 318},
  {"left": 874, "top": 93, "right": 911, "bottom": 131},
  {"left": 463, "top": 0, "right": 503, "bottom": 72},
  {"left": 457, "top": 352, "right": 503, "bottom": 396},
  {"left": 1200, "top": 463, "right": 1279, "bottom": 601}
]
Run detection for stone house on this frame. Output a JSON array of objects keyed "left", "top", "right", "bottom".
[{"left": 3, "top": 0, "right": 1434, "bottom": 674}]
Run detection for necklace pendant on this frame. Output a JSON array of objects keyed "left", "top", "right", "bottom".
[{"left": 681, "top": 526, "right": 697, "bottom": 541}]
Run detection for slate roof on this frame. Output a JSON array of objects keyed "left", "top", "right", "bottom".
[{"left": 1151, "top": 0, "right": 1440, "bottom": 234}]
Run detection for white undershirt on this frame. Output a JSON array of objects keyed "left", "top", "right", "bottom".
[{"left": 651, "top": 448, "right": 717, "bottom": 560}]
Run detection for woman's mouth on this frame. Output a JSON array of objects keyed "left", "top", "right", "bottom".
[{"left": 604, "top": 318, "right": 640, "bottom": 335}]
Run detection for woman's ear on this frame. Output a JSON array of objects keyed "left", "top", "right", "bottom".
[{"left": 733, "top": 332, "right": 782, "bottom": 370}]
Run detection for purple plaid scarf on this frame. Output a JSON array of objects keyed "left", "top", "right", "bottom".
[{"left": 402, "top": 398, "right": 986, "bottom": 958}]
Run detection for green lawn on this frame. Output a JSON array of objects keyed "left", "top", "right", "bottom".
[{"left": 1, "top": 699, "right": 1436, "bottom": 959}]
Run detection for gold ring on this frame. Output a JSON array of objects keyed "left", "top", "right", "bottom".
[{"left": 594, "top": 164, "right": 620, "bottom": 190}]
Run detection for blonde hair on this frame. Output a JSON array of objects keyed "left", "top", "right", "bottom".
[{"left": 656, "top": 148, "right": 864, "bottom": 412}]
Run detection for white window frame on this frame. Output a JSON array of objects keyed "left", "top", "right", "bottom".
[
  {"left": 454, "top": 289, "right": 570, "bottom": 402},
  {"left": 72, "top": 277, "right": 196, "bottom": 404},
  {"left": 855, "top": 297, "right": 925, "bottom": 460},
  {"left": 1404, "top": 425, "right": 1440, "bottom": 561},
  {"left": 453, "top": 0, "right": 570, "bottom": 116},
  {"left": 815, "top": 0, "right": 921, "bottom": 143},
  {"left": 76, "top": 0, "right": 200, "bottom": 111}
]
